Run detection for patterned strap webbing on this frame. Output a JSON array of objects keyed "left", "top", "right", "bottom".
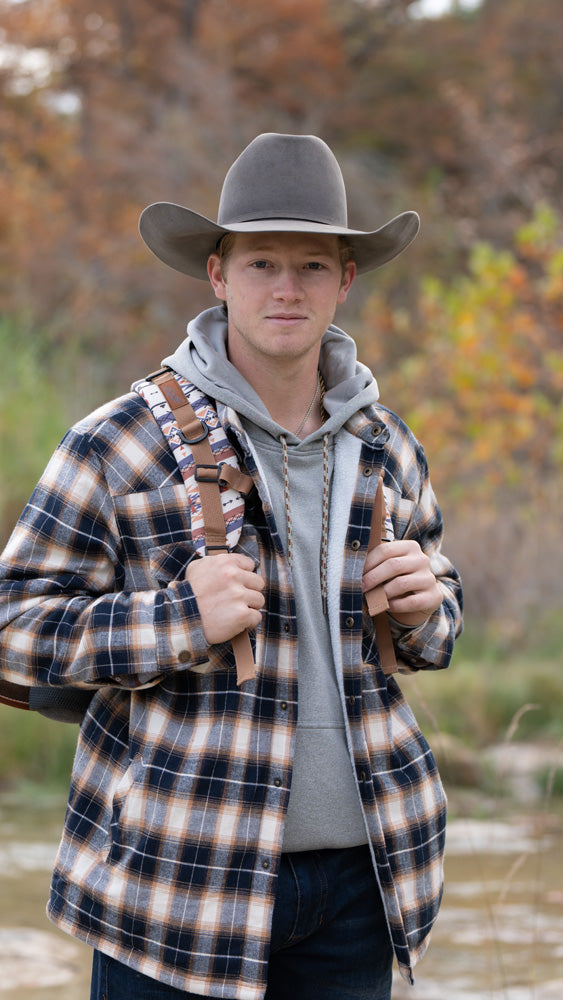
[
  {"left": 134, "top": 370, "right": 256, "bottom": 686},
  {"left": 133, "top": 371, "right": 253, "bottom": 556}
]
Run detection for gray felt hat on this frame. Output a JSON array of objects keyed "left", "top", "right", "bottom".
[{"left": 139, "top": 133, "right": 420, "bottom": 281}]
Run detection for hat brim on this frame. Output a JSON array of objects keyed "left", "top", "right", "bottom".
[{"left": 139, "top": 203, "right": 420, "bottom": 281}]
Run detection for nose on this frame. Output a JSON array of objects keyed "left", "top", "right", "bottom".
[{"left": 273, "top": 267, "right": 304, "bottom": 300}]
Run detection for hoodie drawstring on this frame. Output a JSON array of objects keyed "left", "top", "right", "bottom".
[{"left": 280, "top": 431, "right": 330, "bottom": 616}]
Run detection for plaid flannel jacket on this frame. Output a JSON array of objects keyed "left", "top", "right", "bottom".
[{"left": 0, "top": 382, "right": 462, "bottom": 999}]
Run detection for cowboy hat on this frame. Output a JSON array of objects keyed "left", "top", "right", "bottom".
[{"left": 139, "top": 133, "right": 420, "bottom": 281}]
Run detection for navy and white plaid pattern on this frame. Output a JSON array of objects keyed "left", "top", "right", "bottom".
[{"left": 0, "top": 387, "right": 462, "bottom": 998}]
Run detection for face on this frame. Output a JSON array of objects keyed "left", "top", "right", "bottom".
[{"left": 207, "top": 232, "right": 355, "bottom": 378}]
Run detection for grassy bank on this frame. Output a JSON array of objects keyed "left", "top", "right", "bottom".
[
  {"left": 407, "top": 639, "right": 563, "bottom": 750},
  {"left": 0, "top": 705, "right": 80, "bottom": 791}
]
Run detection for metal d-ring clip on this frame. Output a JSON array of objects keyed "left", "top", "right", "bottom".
[{"left": 178, "top": 420, "right": 209, "bottom": 445}]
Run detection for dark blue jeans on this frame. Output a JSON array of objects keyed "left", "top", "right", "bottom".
[{"left": 90, "top": 845, "right": 393, "bottom": 1000}]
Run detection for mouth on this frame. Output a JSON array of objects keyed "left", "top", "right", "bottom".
[{"left": 267, "top": 313, "right": 307, "bottom": 323}]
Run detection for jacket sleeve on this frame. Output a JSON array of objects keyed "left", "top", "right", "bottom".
[
  {"left": 385, "top": 435, "right": 463, "bottom": 673},
  {"left": 0, "top": 426, "right": 212, "bottom": 691}
]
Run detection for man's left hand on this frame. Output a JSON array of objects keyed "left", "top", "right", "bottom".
[{"left": 362, "top": 539, "right": 443, "bottom": 627}]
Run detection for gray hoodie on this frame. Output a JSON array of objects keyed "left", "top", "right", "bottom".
[{"left": 164, "top": 306, "right": 380, "bottom": 851}]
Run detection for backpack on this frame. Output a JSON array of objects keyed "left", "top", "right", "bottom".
[{"left": 0, "top": 369, "right": 396, "bottom": 722}]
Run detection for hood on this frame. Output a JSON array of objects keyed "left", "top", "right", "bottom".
[{"left": 163, "top": 306, "right": 379, "bottom": 441}]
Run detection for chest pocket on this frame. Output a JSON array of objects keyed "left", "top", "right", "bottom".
[
  {"left": 148, "top": 524, "right": 261, "bottom": 591},
  {"left": 112, "top": 483, "right": 192, "bottom": 588}
]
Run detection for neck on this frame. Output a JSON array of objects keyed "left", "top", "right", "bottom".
[
  {"left": 262, "top": 371, "right": 324, "bottom": 437},
  {"left": 230, "top": 354, "right": 323, "bottom": 437}
]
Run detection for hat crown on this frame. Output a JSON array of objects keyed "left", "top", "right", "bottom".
[{"left": 217, "top": 133, "right": 349, "bottom": 229}]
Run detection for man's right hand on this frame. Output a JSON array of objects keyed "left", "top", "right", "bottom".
[{"left": 184, "top": 553, "right": 265, "bottom": 645}]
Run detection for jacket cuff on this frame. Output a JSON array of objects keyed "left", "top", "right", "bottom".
[{"left": 155, "top": 580, "right": 212, "bottom": 672}]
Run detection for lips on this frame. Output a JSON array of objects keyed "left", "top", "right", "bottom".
[{"left": 267, "top": 314, "right": 307, "bottom": 321}]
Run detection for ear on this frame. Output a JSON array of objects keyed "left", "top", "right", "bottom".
[
  {"left": 337, "top": 260, "right": 356, "bottom": 305},
  {"left": 207, "top": 254, "right": 227, "bottom": 301}
]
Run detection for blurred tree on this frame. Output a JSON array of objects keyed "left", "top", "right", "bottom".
[
  {"left": 331, "top": 0, "right": 563, "bottom": 260},
  {"left": 360, "top": 204, "right": 563, "bottom": 505},
  {"left": 196, "top": 0, "right": 347, "bottom": 130},
  {"left": 1, "top": 0, "right": 562, "bottom": 400},
  {"left": 2, "top": 0, "right": 563, "bottom": 629},
  {"left": 0, "top": 0, "right": 220, "bottom": 381},
  {"left": 0, "top": 0, "right": 349, "bottom": 375},
  {"left": 3, "top": 0, "right": 563, "bottom": 352}
]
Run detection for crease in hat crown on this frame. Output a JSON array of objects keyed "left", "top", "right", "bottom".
[
  {"left": 139, "top": 132, "right": 420, "bottom": 280},
  {"left": 217, "top": 133, "right": 348, "bottom": 229}
]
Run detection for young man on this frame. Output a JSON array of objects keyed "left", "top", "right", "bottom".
[{"left": 0, "top": 134, "right": 462, "bottom": 1000}]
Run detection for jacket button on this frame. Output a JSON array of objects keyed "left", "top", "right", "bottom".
[
  {"left": 345, "top": 616, "right": 355, "bottom": 628},
  {"left": 274, "top": 778, "right": 282, "bottom": 787},
  {"left": 363, "top": 467, "right": 373, "bottom": 477},
  {"left": 178, "top": 650, "right": 190, "bottom": 663},
  {"left": 348, "top": 694, "right": 356, "bottom": 706},
  {"left": 262, "top": 859, "right": 270, "bottom": 870},
  {"left": 351, "top": 539, "right": 361, "bottom": 551},
  {"left": 280, "top": 701, "right": 288, "bottom": 711}
]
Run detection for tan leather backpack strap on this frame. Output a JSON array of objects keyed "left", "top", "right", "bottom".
[
  {"left": 230, "top": 632, "right": 256, "bottom": 685},
  {"left": 364, "top": 473, "right": 397, "bottom": 676},
  {"left": 216, "top": 463, "right": 255, "bottom": 496},
  {"left": 153, "top": 373, "right": 256, "bottom": 686}
]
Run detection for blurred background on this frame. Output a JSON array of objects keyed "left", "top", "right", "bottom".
[{"left": 0, "top": 1, "right": 562, "bottom": 997}]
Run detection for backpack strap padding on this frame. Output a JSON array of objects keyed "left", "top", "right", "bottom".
[
  {"left": 364, "top": 473, "right": 398, "bottom": 676},
  {"left": 0, "top": 678, "right": 31, "bottom": 711},
  {"left": 154, "top": 373, "right": 256, "bottom": 686}
]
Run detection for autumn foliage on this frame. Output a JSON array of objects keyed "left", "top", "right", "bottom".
[
  {"left": 360, "top": 205, "right": 563, "bottom": 503},
  {"left": 1, "top": 0, "right": 562, "bottom": 639}
]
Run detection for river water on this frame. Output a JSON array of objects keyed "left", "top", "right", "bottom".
[{"left": 1, "top": 790, "right": 562, "bottom": 999}]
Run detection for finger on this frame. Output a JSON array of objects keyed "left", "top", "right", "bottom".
[
  {"left": 241, "top": 571, "right": 265, "bottom": 593},
  {"left": 388, "top": 586, "right": 442, "bottom": 622},
  {"left": 246, "top": 588, "right": 265, "bottom": 610},
  {"left": 364, "top": 539, "right": 416, "bottom": 572},
  {"left": 243, "top": 607, "right": 263, "bottom": 631},
  {"left": 362, "top": 554, "right": 422, "bottom": 593},
  {"left": 230, "top": 553, "right": 259, "bottom": 573},
  {"left": 382, "top": 568, "right": 434, "bottom": 601}
]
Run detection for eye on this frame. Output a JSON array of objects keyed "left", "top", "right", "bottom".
[
  {"left": 250, "top": 259, "right": 270, "bottom": 269},
  {"left": 305, "top": 261, "right": 326, "bottom": 270}
]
